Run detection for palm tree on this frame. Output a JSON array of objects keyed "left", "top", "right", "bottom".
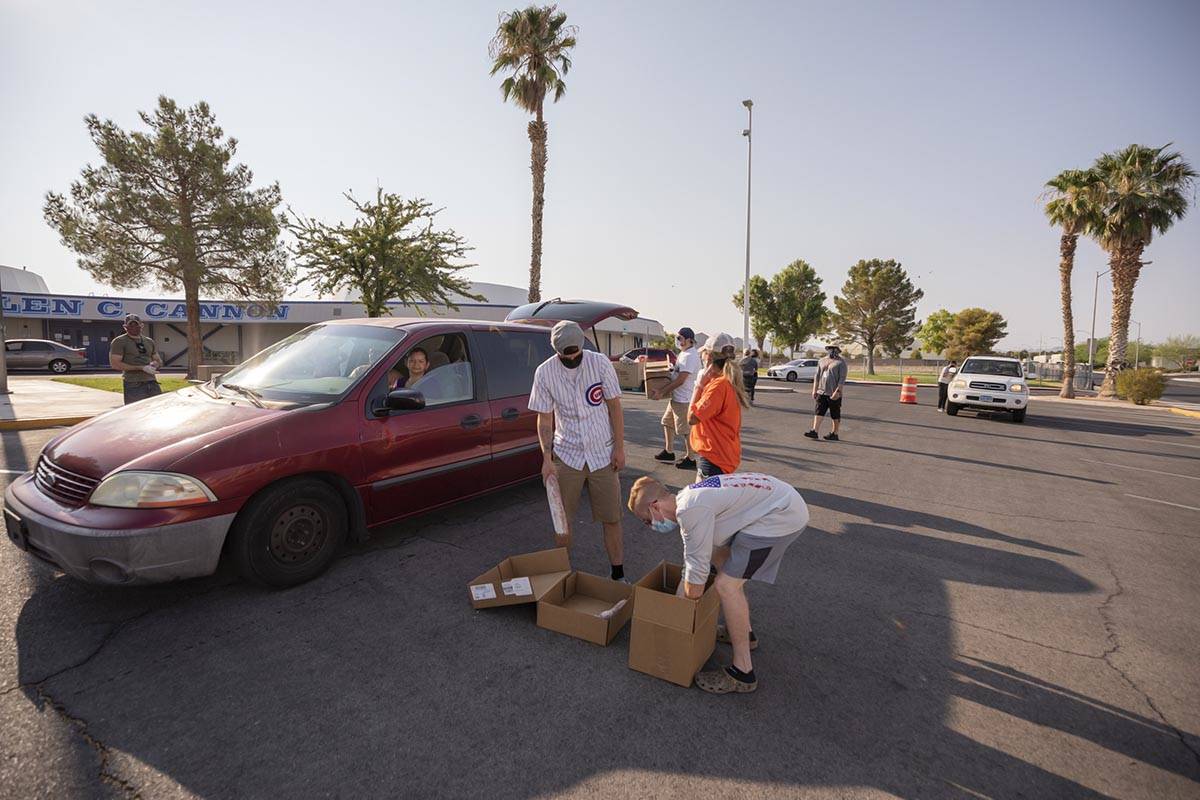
[
  {"left": 1042, "top": 169, "right": 1102, "bottom": 398},
  {"left": 1091, "top": 144, "right": 1195, "bottom": 396},
  {"left": 489, "top": 5, "right": 578, "bottom": 303}
]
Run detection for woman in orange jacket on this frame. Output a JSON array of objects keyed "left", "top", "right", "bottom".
[{"left": 688, "top": 333, "right": 752, "bottom": 480}]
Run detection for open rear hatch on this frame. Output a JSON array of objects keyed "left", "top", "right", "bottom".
[{"left": 505, "top": 299, "right": 638, "bottom": 330}]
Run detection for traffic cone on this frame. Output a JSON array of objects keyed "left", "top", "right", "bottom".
[{"left": 899, "top": 376, "right": 918, "bottom": 404}]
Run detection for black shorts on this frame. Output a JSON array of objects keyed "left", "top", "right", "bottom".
[{"left": 814, "top": 393, "right": 842, "bottom": 420}]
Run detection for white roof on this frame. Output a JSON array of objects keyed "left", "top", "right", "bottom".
[{"left": 0, "top": 265, "right": 51, "bottom": 294}]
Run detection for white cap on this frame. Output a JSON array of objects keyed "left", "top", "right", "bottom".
[{"left": 701, "top": 332, "right": 737, "bottom": 357}]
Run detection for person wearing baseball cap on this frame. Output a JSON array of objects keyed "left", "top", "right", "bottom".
[
  {"left": 687, "top": 332, "right": 751, "bottom": 480},
  {"left": 109, "top": 313, "right": 164, "bottom": 404},
  {"left": 650, "top": 326, "right": 701, "bottom": 471},
  {"left": 804, "top": 344, "right": 847, "bottom": 441},
  {"left": 528, "top": 320, "right": 628, "bottom": 581}
]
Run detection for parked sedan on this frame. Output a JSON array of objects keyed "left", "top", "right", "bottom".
[
  {"left": 3, "top": 301, "right": 635, "bottom": 588},
  {"left": 610, "top": 347, "right": 676, "bottom": 366},
  {"left": 766, "top": 358, "right": 820, "bottom": 382},
  {"left": 4, "top": 339, "right": 87, "bottom": 373}
]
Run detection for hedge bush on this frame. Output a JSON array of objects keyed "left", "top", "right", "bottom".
[{"left": 1115, "top": 368, "right": 1166, "bottom": 405}]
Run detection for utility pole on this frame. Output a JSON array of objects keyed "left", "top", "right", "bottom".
[
  {"left": 1088, "top": 268, "right": 1111, "bottom": 389},
  {"left": 1133, "top": 320, "right": 1142, "bottom": 368},
  {"left": 741, "top": 99, "right": 753, "bottom": 356}
]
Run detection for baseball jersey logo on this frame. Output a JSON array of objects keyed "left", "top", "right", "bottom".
[{"left": 585, "top": 382, "right": 605, "bottom": 406}]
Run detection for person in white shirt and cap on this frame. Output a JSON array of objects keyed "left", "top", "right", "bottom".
[
  {"left": 529, "top": 321, "right": 628, "bottom": 581},
  {"left": 627, "top": 472, "right": 809, "bottom": 694}
]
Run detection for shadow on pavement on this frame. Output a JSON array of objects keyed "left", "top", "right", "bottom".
[{"left": 16, "top": 478, "right": 1196, "bottom": 798}]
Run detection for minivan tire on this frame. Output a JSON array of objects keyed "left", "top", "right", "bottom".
[
  {"left": 1012, "top": 408, "right": 1026, "bottom": 423},
  {"left": 228, "top": 478, "right": 348, "bottom": 588},
  {"left": 945, "top": 402, "right": 959, "bottom": 416},
  {"left": 49, "top": 359, "right": 71, "bottom": 374}
]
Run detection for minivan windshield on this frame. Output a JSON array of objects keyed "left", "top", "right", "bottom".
[
  {"left": 216, "top": 325, "right": 405, "bottom": 403},
  {"left": 961, "top": 358, "right": 1021, "bottom": 378}
]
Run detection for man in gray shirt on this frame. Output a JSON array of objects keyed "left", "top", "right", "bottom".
[{"left": 804, "top": 344, "right": 847, "bottom": 441}]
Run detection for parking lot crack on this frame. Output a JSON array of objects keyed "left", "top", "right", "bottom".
[
  {"left": 1098, "top": 560, "right": 1200, "bottom": 768},
  {"left": 901, "top": 609, "right": 1104, "bottom": 660},
  {"left": 34, "top": 684, "right": 142, "bottom": 798}
]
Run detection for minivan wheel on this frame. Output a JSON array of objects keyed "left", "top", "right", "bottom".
[
  {"left": 49, "top": 359, "right": 71, "bottom": 374},
  {"left": 786, "top": 371, "right": 797, "bottom": 382},
  {"left": 228, "top": 478, "right": 348, "bottom": 588}
]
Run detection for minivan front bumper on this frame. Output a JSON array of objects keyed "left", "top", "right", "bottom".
[{"left": 4, "top": 476, "right": 234, "bottom": 585}]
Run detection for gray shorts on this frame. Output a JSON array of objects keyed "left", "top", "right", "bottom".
[{"left": 720, "top": 529, "right": 801, "bottom": 584}]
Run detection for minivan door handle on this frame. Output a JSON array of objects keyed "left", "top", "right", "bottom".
[
  {"left": 500, "top": 407, "right": 520, "bottom": 421},
  {"left": 460, "top": 414, "right": 483, "bottom": 429}
]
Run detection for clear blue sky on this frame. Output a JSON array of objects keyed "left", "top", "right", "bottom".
[{"left": 3, "top": 0, "right": 1198, "bottom": 349}]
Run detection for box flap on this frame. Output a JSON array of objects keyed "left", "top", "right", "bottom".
[
  {"left": 632, "top": 562, "right": 700, "bottom": 632},
  {"left": 468, "top": 547, "right": 571, "bottom": 609}
]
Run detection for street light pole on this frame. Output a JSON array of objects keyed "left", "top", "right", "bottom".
[
  {"left": 1133, "top": 319, "right": 1142, "bottom": 368},
  {"left": 741, "top": 99, "right": 753, "bottom": 355},
  {"left": 0, "top": 268, "right": 9, "bottom": 395},
  {"left": 1088, "top": 268, "right": 1111, "bottom": 389}
]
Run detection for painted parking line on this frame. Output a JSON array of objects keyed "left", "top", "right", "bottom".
[
  {"left": 1081, "top": 459, "right": 1200, "bottom": 481},
  {"left": 1125, "top": 494, "right": 1200, "bottom": 512}
]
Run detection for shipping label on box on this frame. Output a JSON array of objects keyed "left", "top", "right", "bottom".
[
  {"left": 628, "top": 561, "right": 720, "bottom": 687},
  {"left": 467, "top": 547, "right": 572, "bottom": 610},
  {"left": 537, "top": 571, "right": 635, "bottom": 646}
]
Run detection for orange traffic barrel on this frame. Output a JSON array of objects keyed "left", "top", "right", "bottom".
[{"left": 899, "top": 376, "right": 918, "bottom": 404}]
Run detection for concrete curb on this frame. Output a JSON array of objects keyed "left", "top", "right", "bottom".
[
  {"left": 1168, "top": 407, "right": 1200, "bottom": 420},
  {"left": 0, "top": 416, "right": 93, "bottom": 431}
]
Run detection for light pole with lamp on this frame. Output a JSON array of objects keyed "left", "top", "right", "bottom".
[
  {"left": 741, "top": 99, "right": 753, "bottom": 355},
  {"left": 1087, "top": 268, "right": 1110, "bottom": 388},
  {"left": 1132, "top": 320, "right": 1142, "bottom": 368}
]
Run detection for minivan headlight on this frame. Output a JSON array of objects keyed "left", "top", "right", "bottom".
[
  {"left": 90, "top": 471, "right": 217, "bottom": 508},
  {"left": 1010, "top": 383, "right": 1026, "bottom": 393},
  {"left": 951, "top": 379, "right": 966, "bottom": 388}
]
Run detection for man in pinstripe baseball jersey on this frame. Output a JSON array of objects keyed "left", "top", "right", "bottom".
[{"left": 529, "top": 321, "right": 628, "bottom": 581}]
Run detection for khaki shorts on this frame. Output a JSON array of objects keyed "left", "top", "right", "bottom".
[
  {"left": 660, "top": 400, "right": 691, "bottom": 436},
  {"left": 554, "top": 457, "right": 622, "bottom": 525}
]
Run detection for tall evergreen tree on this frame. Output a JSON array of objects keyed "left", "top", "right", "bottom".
[
  {"left": 827, "top": 259, "right": 922, "bottom": 374},
  {"left": 44, "top": 96, "right": 291, "bottom": 378},
  {"left": 769, "top": 260, "right": 827, "bottom": 355}
]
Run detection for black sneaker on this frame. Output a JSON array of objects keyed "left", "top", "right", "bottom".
[
  {"left": 676, "top": 457, "right": 697, "bottom": 470},
  {"left": 824, "top": 432, "right": 839, "bottom": 441},
  {"left": 803, "top": 430, "right": 819, "bottom": 440},
  {"left": 654, "top": 450, "right": 676, "bottom": 462}
]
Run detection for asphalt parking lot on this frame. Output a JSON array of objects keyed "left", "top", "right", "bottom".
[{"left": 2, "top": 383, "right": 1198, "bottom": 799}]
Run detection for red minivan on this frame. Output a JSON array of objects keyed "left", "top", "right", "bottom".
[{"left": 2, "top": 301, "right": 636, "bottom": 587}]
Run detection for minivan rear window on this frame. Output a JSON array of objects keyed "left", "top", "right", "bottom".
[
  {"left": 218, "top": 324, "right": 405, "bottom": 403},
  {"left": 961, "top": 359, "right": 1021, "bottom": 377}
]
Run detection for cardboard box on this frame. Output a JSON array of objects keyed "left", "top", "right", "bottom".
[
  {"left": 537, "top": 571, "right": 635, "bottom": 646},
  {"left": 613, "top": 359, "right": 643, "bottom": 391},
  {"left": 628, "top": 561, "right": 720, "bottom": 687},
  {"left": 643, "top": 360, "right": 673, "bottom": 398},
  {"left": 468, "top": 548, "right": 572, "bottom": 610}
]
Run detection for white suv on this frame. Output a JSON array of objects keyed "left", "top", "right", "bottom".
[{"left": 946, "top": 356, "right": 1030, "bottom": 423}]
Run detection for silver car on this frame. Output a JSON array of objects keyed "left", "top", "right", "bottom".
[{"left": 4, "top": 339, "right": 88, "bottom": 374}]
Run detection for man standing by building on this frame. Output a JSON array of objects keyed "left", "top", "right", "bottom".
[
  {"left": 529, "top": 321, "right": 627, "bottom": 581},
  {"left": 627, "top": 472, "right": 809, "bottom": 694},
  {"left": 937, "top": 359, "right": 958, "bottom": 412},
  {"left": 651, "top": 326, "right": 701, "bottom": 472},
  {"left": 109, "top": 313, "right": 163, "bottom": 405},
  {"left": 804, "top": 344, "right": 847, "bottom": 441}
]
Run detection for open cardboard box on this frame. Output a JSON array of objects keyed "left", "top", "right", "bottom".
[
  {"left": 628, "top": 561, "right": 720, "bottom": 687},
  {"left": 468, "top": 547, "right": 572, "bottom": 610},
  {"left": 537, "top": 571, "right": 634, "bottom": 646},
  {"left": 643, "top": 360, "right": 673, "bottom": 398}
]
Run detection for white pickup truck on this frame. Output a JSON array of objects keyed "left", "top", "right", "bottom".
[{"left": 946, "top": 356, "right": 1030, "bottom": 423}]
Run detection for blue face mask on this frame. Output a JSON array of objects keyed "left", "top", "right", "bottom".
[{"left": 651, "top": 517, "right": 678, "bottom": 534}]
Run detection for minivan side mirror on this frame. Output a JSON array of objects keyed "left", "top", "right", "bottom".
[{"left": 376, "top": 388, "right": 425, "bottom": 415}]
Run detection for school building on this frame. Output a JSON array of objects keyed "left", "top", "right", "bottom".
[{"left": 0, "top": 265, "right": 664, "bottom": 368}]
